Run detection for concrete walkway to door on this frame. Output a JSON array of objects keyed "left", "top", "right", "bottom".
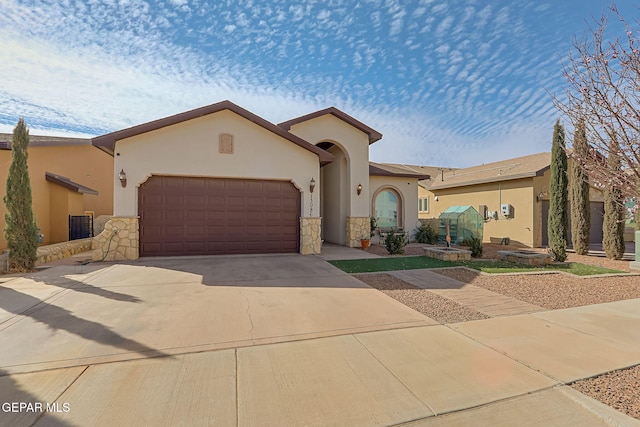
[{"left": 0, "top": 254, "right": 638, "bottom": 426}]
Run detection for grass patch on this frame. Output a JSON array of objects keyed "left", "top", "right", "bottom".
[
  {"left": 329, "top": 256, "right": 625, "bottom": 276},
  {"left": 328, "top": 256, "right": 455, "bottom": 273}
]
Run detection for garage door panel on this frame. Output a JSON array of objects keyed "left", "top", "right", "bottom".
[
  {"left": 139, "top": 176, "right": 300, "bottom": 256},
  {"left": 185, "top": 225, "right": 205, "bottom": 236},
  {"left": 164, "top": 225, "right": 184, "bottom": 236},
  {"left": 164, "top": 210, "right": 185, "bottom": 222}
]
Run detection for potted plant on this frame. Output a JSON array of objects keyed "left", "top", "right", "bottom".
[{"left": 361, "top": 235, "right": 371, "bottom": 249}]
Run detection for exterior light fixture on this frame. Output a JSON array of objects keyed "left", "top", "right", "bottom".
[
  {"left": 536, "top": 191, "right": 546, "bottom": 202},
  {"left": 119, "top": 169, "right": 127, "bottom": 188},
  {"left": 357, "top": 183, "right": 363, "bottom": 195},
  {"left": 310, "top": 177, "right": 316, "bottom": 193}
]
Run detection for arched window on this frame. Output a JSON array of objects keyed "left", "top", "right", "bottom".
[{"left": 375, "top": 189, "right": 402, "bottom": 228}]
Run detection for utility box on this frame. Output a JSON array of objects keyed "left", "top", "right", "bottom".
[{"left": 500, "top": 203, "right": 512, "bottom": 218}]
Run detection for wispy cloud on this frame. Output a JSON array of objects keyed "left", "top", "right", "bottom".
[{"left": 0, "top": 0, "right": 618, "bottom": 166}]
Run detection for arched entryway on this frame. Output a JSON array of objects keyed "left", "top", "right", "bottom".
[{"left": 318, "top": 141, "right": 350, "bottom": 244}]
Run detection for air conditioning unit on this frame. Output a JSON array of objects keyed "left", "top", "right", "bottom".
[
  {"left": 487, "top": 211, "right": 498, "bottom": 220},
  {"left": 500, "top": 203, "right": 512, "bottom": 218}
]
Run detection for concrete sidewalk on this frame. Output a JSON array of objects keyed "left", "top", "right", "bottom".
[{"left": 0, "top": 257, "right": 639, "bottom": 426}]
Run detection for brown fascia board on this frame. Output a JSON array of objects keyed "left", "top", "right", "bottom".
[
  {"left": 369, "top": 163, "right": 430, "bottom": 180},
  {"left": 278, "top": 107, "right": 383, "bottom": 144},
  {"left": 91, "top": 100, "right": 335, "bottom": 165},
  {"left": 430, "top": 171, "right": 547, "bottom": 190},
  {"left": 45, "top": 172, "right": 99, "bottom": 195}
]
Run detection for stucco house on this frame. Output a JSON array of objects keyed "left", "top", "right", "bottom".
[
  {"left": 91, "top": 100, "right": 428, "bottom": 260},
  {"left": 419, "top": 152, "right": 606, "bottom": 248},
  {"left": 0, "top": 134, "right": 113, "bottom": 249}
]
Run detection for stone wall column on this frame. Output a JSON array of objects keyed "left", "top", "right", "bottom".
[
  {"left": 92, "top": 217, "right": 139, "bottom": 261},
  {"left": 346, "top": 216, "right": 370, "bottom": 248},
  {"left": 300, "top": 217, "right": 322, "bottom": 255}
]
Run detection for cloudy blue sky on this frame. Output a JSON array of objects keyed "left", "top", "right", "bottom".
[{"left": 0, "top": 1, "right": 636, "bottom": 167}]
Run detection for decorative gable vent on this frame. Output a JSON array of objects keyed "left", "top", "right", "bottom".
[{"left": 219, "top": 133, "right": 234, "bottom": 154}]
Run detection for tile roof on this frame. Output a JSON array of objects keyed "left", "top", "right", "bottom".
[
  {"left": 0, "top": 134, "right": 91, "bottom": 150},
  {"left": 429, "top": 152, "right": 551, "bottom": 190},
  {"left": 369, "top": 162, "right": 431, "bottom": 179}
]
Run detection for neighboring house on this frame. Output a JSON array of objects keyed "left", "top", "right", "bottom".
[
  {"left": 420, "top": 152, "right": 605, "bottom": 248},
  {"left": 0, "top": 134, "right": 114, "bottom": 249},
  {"left": 91, "top": 100, "right": 429, "bottom": 259}
]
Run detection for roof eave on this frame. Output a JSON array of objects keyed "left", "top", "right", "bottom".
[
  {"left": 45, "top": 172, "right": 99, "bottom": 195},
  {"left": 91, "top": 100, "right": 335, "bottom": 164},
  {"left": 430, "top": 172, "right": 539, "bottom": 190},
  {"left": 279, "top": 107, "right": 382, "bottom": 144}
]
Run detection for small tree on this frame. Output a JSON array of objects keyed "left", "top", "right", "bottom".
[
  {"left": 569, "top": 119, "right": 591, "bottom": 255},
  {"left": 3, "top": 118, "right": 38, "bottom": 271},
  {"left": 548, "top": 120, "right": 568, "bottom": 262},
  {"left": 554, "top": 4, "right": 639, "bottom": 207},
  {"left": 603, "top": 141, "right": 626, "bottom": 259}
]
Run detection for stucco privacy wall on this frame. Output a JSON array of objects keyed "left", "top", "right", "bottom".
[
  {"left": 113, "top": 110, "right": 320, "bottom": 218},
  {"left": 369, "top": 175, "right": 419, "bottom": 239},
  {"left": 286, "top": 114, "right": 370, "bottom": 218}
]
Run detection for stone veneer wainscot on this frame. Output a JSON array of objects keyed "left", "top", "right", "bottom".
[
  {"left": 92, "top": 217, "right": 139, "bottom": 261},
  {"left": 346, "top": 216, "right": 370, "bottom": 248},
  {"left": 300, "top": 217, "right": 322, "bottom": 255}
]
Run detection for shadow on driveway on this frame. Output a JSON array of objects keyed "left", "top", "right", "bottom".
[{"left": 0, "top": 286, "right": 168, "bottom": 359}]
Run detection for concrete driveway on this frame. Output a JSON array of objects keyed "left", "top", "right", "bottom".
[{"left": 0, "top": 253, "right": 639, "bottom": 426}]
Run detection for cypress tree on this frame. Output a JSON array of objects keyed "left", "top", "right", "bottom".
[
  {"left": 602, "top": 140, "right": 625, "bottom": 259},
  {"left": 569, "top": 119, "right": 591, "bottom": 255},
  {"left": 3, "top": 118, "right": 38, "bottom": 271},
  {"left": 548, "top": 120, "right": 568, "bottom": 262}
]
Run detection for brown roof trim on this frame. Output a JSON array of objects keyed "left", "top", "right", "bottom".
[
  {"left": 45, "top": 172, "right": 99, "bottom": 195},
  {"left": 91, "top": 100, "right": 335, "bottom": 165},
  {"left": 369, "top": 162, "right": 431, "bottom": 180},
  {"left": 278, "top": 107, "right": 383, "bottom": 144},
  {"left": 430, "top": 169, "right": 548, "bottom": 190}
]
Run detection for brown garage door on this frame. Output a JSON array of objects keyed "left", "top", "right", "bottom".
[{"left": 139, "top": 176, "right": 300, "bottom": 256}]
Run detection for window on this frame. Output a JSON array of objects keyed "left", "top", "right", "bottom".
[
  {"left": 375, "top": 189, "right": 401, "bottom": 228},
  {"left": 419, "top": 197, "right": 429, "bottom": 213}
]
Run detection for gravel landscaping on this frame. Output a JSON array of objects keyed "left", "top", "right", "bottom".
[
  {"left": 433, "top": 268, "right": 640, "bottom": 310},
  {"left": 353, "top": 273, "right": 489, "bottom": 324},
  {"left": 571, "top": 365, "right": 640, "bottom": 420}
]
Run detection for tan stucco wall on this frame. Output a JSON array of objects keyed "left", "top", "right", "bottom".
[
  {"left": 0, "top": 145, "right": 114, "bottom": 249},
  {"left": 113, "top": 110, "right": 320, "bottom": 218},
  {"left": 418, "top": 185, "right": 434, "bottom": 220},
  {"left": 287, "top": 115, "right": 370, "bottom": 217},
  {"left": 369, "top": 175, "right": 420, "bottom": 239},
  {"left": 48, "top": 184, "right": 84, "bottom": 244},
  {"left": 427, "top": 178, "right": 537, "bottom": 247}
]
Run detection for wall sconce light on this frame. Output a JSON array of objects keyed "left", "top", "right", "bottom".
[
  {"left": 309, "top": 177, "right": 316, "bottom": 193},
  {"left": 536, "top": 191, "right": 547, "bottom": 202},
  {"left": 118, "top": 169, "right": 127, "bottom": 188},
  {"left": 434, "top": 196, "right": 439, "bottom": 201},
  {"left": 356, "top": 183, "right": 363, "bottom": 195}
]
